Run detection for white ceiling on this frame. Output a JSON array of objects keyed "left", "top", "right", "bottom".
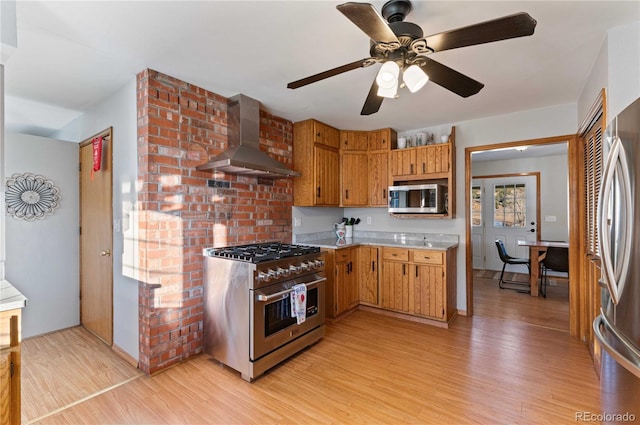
[{"left": 4, "top": 1, "right": 640, "bottom": 137}]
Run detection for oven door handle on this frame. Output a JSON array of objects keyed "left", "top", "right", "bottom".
[{"left": 255, "top": 277, "right": 326, "bottom": 302}]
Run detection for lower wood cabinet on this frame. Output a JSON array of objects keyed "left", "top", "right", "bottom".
[
  {"left": 324, "top": 244, "right": 457, "bottom": 326},
  {"left": 1, "top": 309, "right": 22, "bottom": 425},
  {"left": 325, "top": 247, "right": 358, "bottom": 318},
  {"left": 358, "top": 247, "right": 379, "bottom": 306}
]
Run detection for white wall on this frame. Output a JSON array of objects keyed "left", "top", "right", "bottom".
[
  {"left": 5, "top": 133, "right": 79, "bottom": 337},
  {"left": 578, "top": 20, "right": 640, "bottom": 125},
  {"left": 54, "top": 78, "right": 139, "bottom": 361},
  {"left": 607, "top": 21, "right": 640, "bottom": 119},
  {"left": 294, "top": 102, "right": 578, "bottom": 311},
  {"left": 472, "top": 154, "right": 569, "bottom": 241}
]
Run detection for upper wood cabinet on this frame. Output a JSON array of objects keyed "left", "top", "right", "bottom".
[
  {"left": 293, "top": 119, "right": 340, "bottom": 206},
  {"left": 389, "top": 126, "right": 456, "bottom": 218},
  {"left": 368, "top": 152, "right": 388, "bottom": 206},
  {"left": 368, "top": 128, "right": 396, "bottom": 151},
  {"left": 341, "top": 152, "right": 369, "bottom": 207},
  {"left": 340, "top": 131, "right": 369, "bottom": 151}
]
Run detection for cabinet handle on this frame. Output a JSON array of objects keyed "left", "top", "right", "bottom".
[
  {"left": 415, "top": 266, "right": 418, "bottom": 277},
  {"left": 345, "top": 189, "right": 349, "bottom": 199},
  {"left": 372, "top": 261, "right": 375, "bottom": 272},
  {"left": 383, "top": 189, "right": 386, "bottom": 199},
  {"left": 410, "top": 164, "right": 414, "bottom": 174},
  {"left": 403, "top": 264, "right": 406, "bottom": 275},
  {"left": 422, "top": 163, "right": 426, "bottom": 173},
  {"left": 316, "top": 132, "right": 321, "bottom": 137},
  {"left": 317, "top": 186, "right": 321, "bottom": 198}
]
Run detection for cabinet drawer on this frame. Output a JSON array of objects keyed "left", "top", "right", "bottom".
[
  {"left": 411, "top": 250, "right": 443, "bottom": 265},
  {"left": 335, "top": 249, "right": 351, "bottom": 263},
  {"left": 382, "top": 247, "right": 409, "bottom": 262}
]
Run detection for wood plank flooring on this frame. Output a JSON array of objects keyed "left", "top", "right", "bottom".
[{"left": 21, "top": 282, "right": 599, "bottom": 424}]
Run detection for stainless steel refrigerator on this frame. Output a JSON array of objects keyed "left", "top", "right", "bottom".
[{"left": 594, "top": 97, "right": 640, "bottom": 424}]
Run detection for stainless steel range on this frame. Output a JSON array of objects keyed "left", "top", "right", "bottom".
[{"left": 203, "top": 242, "right": 326, "bottom": 382}]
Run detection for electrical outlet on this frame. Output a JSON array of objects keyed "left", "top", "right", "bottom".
[
  {"left": 294, "top": 218, "right": 301, "bottom": 227},
  {"left": 544, "top": 215, "right": 557, "bottom": 222},
  {"left": 366, "top": 216, "right": 372, "bottom": 225}
]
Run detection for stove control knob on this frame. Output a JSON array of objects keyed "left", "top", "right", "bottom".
[
  {"left": 289, "top": 264, "right": 299, "bottom": 274},
  {"left": 315, "top": 259, "right": 324, "bottom": 269},
  {"left": 258, "top": 270, "right": 273, "bottom": 282},
  {"left": 301, "top": 262, "right": 310, "bottom": 271},
  {"left": 276, "top": 267, "right": 289, "bottom": 277}
]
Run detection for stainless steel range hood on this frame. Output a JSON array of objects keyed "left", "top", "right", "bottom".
[{"left": 196, "top": 94, "right": 300, "bottom": 178}]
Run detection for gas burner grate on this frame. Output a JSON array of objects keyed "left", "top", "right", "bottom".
[{"left": 209, "top": 242, "right": 319, "bottom": 263}]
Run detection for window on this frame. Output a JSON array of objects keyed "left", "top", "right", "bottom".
[
  {"left": 493, "top": 183, "right": 526, "bottom": 227},
  {"left": 471, "top": 185, "right": 482, "bottom": 226}
]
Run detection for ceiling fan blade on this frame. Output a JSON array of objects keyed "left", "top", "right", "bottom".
[
  {"left": 361, "top": 78, "right": 384, "bottom": 115},
  {"left": 287, "top": 58, "right": 371, "bottom": 89},
  {"left": 419, "top": 57, "right": 484, "bottom": 98},
  {"left": 425, "top": 12, "right": 537, "bottom": 52},
  {"left": 337, "top": 2, "right": 399, "bottom": 44}
]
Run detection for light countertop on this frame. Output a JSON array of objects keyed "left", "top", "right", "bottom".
[
  {"left": 296, "top": 231, "right": 458, "bottom": 251},
  {"left": 1, "top": 280, "right": 28, "bottom": 312}
]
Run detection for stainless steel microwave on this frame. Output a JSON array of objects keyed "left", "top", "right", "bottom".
[{"left": 388, "top": 184, "right": 447, "bottom": 214}]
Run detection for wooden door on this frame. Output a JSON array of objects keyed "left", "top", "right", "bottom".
[
  {"left": 341, "top": 152, "right": 368, "bottom": 206},
  {"left": 80, "top": 129, "right": 113, "bottom": 345},
  {"left": 381, "top": 261, "right": 409, "bottom": 312},
  {"left": 412, "top": 265, "right": 445, "bottom": 320},
  {"left": 368, "top": 152, "right": 388, "bottom": 206},
  {"left": 389, "top": 149, "right": 416, "bottom": 178},
  {"left": 314, "top": 145, "right": 340, "bottom": 206},
  {"left": 358, "top": 247, "right": 378, "bottom": 305}
]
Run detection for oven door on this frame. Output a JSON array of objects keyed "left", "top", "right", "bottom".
[{"left": 251, "top": 273, "right": 325, "bottom": 361}]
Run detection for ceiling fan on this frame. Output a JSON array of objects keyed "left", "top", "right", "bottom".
[{"left": 287, "top": 0, "right": 537, "bottom": 115}]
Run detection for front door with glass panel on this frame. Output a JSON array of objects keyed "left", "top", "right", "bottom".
[{"left": 475, "top": 175, "right": 538, "bottom": 271}]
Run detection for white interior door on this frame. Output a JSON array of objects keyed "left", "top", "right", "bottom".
[{"left": 479, "top": 175, "right": 538, "bottom": 271}]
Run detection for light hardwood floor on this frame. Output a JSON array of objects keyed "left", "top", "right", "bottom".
[{"left": 22, "top": 280, "right": 597, "bottom": 424}]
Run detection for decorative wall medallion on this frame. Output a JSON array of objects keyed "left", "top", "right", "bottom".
[{"left": 5, "top": 173, "right": 61, "bottom": 221}]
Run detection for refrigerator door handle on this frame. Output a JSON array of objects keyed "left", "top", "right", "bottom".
[
  {"left": 598, "top": 135, "right": 620, "bottom": 303},
  {"left": 594, "top": 314, "right": 640, "bottom": 380},
  {"left": 598, "top": 135, "right": 633, "bottom": 304}
]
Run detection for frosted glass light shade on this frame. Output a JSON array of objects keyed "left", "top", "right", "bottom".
[
  {"left": 404, "top": 65, "right": 429, "bottom": 93},
  {"left": 376, "top": 61, "right": 399, "bottom": 98}
]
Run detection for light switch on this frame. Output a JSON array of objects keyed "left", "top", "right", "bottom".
[
  {"left": 544, "top": 215, "right": 557, "bottom": 222},
  {"left": 366, "top": 216, "right": 372, "bottom": 224},
  {"left": 294, "top": 218, "right": 301, "bottom": 227}
]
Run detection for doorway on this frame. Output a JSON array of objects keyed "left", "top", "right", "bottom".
[
  {"left": 472, "top": 174, "right": 539, "bottom": 272},
  {"left": 79, "top": 128, "right": 113, "bottom": 345},
  {"left": 464, "top": 135, "right": 579, "bottom": 334}
]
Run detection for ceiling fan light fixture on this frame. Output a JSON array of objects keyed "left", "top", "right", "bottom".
[
  {"left": 376, "top": 61, "right": 400, "bottom": 98},
  {"left": 403, "top": 64, "right": 429, "bottom": 93}
]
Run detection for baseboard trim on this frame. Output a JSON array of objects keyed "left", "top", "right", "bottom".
[{"left": 112, "top": 344, "right": 139, "bottom": 368}]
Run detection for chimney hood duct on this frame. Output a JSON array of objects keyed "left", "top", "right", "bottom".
[{"left": 196, "top": 94, "right": 300, "bottom": 178}]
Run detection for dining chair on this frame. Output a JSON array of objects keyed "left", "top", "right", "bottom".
[
  {"left": 540, "top": 246, "right": 569, "bottom": 298},
  {"left": 495, "top": 240, "right": 531, "bottom": 292}
]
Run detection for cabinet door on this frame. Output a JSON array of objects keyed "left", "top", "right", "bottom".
[
  {"left": 335, "top": 261, "right": 350, "bottom": 316},
  {"left": 358, "top": 247, "right": 378, "bottom": 305},
  {"left": 389, "top": 149, "right": 416, "bottom": 178},
  {"left": 381, "top": 261, "right": 410, "bottom": 312},
  {"left": 341, "top": 152, "right": 369, "bottom": 206},
  {"left": 314, "top": 121, "right": 340, "bottom": 149},
  {"left": 0, "top": 351, "right": 12, "bottom": 425},
  {"left": 314, "top": 145, "right": 340, "bottom": 206},
  {"left": 416, "top": 144, "right": 450, "bottom": 177},
  {"left": 412, "top": 264, "right": 445, "bottom": 320},
  {"left": 368, "top": 152, "right": 388, "bottom": 206},
  {"left": 368, "top": 129, "right": 393, "bottom": 151},
  {"left": 340, "top": 131, "right": 368, "bottom": 151}
]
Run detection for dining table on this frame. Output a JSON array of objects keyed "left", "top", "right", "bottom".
[{"left": 517, "top": 240, "right": 570, "bottom": 296}]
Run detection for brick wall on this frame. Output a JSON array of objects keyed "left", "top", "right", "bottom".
[{"left": 136, "top": 69, "right": 294, "bottom": 374}]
